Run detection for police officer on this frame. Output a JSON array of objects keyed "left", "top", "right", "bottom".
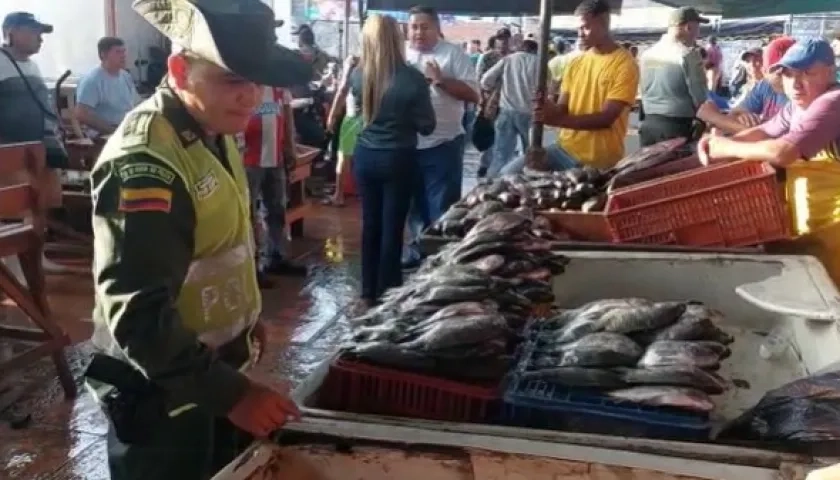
[{"left": 85, "top": 1, "right": 312, "bottom": 478}]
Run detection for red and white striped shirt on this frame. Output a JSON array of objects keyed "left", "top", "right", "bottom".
[{"left": 241, "top": 87, "right": 291, "bottom": 168}]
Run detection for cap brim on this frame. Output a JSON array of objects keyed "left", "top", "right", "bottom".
[
  {"left": 275, "top": 19, "right": 284, "bottom": 27},
  {"left": 698, "top": 17, "right": 710, "bottom": 24},
  {"left": 769, "top": 56, "right": 818, "bottom": 73},
  {"left": 241, "top": 43, "right": 312, "bottom": 87}
]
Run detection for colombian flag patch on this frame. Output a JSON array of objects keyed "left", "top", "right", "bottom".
[{"left": 118, "top": 187, "right": 172, "bottom": 213}]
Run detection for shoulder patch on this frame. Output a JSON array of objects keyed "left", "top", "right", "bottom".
[
  {"left": 194, "top": 171, "right": 220, "bottom": 201},
  {"left": 118, "top": 187, "right": 173, "bottom": 213},
  {"left": 120, "top": 111, "right": 156, "bottom": 148},
  {"left": 117, "top": 161, "right": 176, "bottom": 185}
]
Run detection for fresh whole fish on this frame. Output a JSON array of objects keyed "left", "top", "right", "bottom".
[
  {"left": 598, "top": 302, "right": 686, "bottom": 334},
  {"left": 638, "top": 341, "right": 730, "bottom": 370},
  {"left": 468, "top": 254, "right": 507, "bottom": 273},
  {"left": 620, "top": 366, "right": 729, "bottom": 394},
  {"left": 608, "top": 386, "right": 715, "bottom": 413},
  {"left": 401, "top": 313, "right": 512, "bottom": 351},
  {"left": 540, "top": 332, "right": 643, "bottom": 368},
  {"left": 520, "top": 367, "right": 627, "bottom": 389},
  {"left": 652, "top": 315, "right": 734, "bottom": 344}
]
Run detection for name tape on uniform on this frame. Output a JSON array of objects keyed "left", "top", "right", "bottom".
[
  {"left": 118, "top": 162, "right": 176, "bottom": 185},
  {"left": 118, "top": 187, "right": 173, "bottom": 214}
]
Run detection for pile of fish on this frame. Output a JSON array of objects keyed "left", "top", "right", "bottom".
[
  {"left": 426, "top": 138, "right": 690, "bottom": 239},
  {"left": 518, "top": 298, "right": 735, "bottom": 413},
  {"left": 340, "top": 263, "right": 561, "bottom": 381},
  {"left": 421, "top": 210, "right": 570, "bottom": 284},
  {"left": 340, "top": 211, "right": 572, "bottom": 382}
]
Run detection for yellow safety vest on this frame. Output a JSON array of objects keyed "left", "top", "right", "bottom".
[{"left": 96, "top": 95, "right": 261, "bottom": 351}]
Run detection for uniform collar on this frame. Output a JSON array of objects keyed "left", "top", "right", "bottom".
[{"left": 156, "top": 87, "right": 204, "bottom": 148}]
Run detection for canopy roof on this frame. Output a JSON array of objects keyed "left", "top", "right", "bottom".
[
  {"left": 366, "top": 0, "right": 838, "bottom": 18},
  {"left": 551, "top": 18, "right": 785, "bottom": 43}
]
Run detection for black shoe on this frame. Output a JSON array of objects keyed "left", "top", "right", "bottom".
[
  {"left": 477, "top": 166, "right": 487, "bottom": 178},
  {"left": 264, "top": 257, "right": 307, "bottom": 276},
  {"left": 257, "top": 271, "right": 275, "bottom": 289}
]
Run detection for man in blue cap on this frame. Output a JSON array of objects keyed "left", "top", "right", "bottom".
[
  {"left": 699, "top": 38, "right": 840, "bottom": 286},
  {"left": 0, "top": 12, "right": 78, "bottom": 274}
]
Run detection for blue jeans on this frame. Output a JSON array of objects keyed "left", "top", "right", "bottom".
[
  {"left": 245, "top": 166, "right": 288, "bottom": 267},
  {"left": 403, "top": 135, "right": 465, "bottom": 264},
  {"left": 488, "top": 109, "right": 532, "bottom": 177},
  {"left": 353, "top": 145, "right": 415, "bottom": 300},
  {"left": 499, "top": 143, "right": 581, "bottom": 175}
]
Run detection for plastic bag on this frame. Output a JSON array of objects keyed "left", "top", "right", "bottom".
[{"left": 721, "top": 371, "right": 840, "bottom": 453}]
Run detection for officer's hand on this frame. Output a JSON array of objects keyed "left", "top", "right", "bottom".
[{"left": 228, "top": 381, "right": 301, "bottom": 438}]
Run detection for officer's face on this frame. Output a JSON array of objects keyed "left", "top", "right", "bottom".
[{"left": 169, "top": 55, "right": 261, "bottom": 134}]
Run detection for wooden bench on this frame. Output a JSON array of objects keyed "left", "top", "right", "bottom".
[{"left": 0, "top": 142, "right": 77, "bottom": 408}]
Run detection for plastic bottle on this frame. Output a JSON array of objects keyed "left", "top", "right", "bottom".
[{"left": 759, "top": 326, "right": 790, "bottom": 360}]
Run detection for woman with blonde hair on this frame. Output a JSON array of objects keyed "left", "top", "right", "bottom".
[{"left": 349, "top": 14, "right": 435, "bottom": 307}]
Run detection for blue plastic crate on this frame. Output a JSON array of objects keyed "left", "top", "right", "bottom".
[
  {"left": 501, "top": 376, "right": 713, "bottom": 440},
  {"left": 504, "top": 325, "right": 714, "bottom": 440}
]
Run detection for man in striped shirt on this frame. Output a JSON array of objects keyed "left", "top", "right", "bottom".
[{"left": 240, "top": 86, "right": 307, "bottom": 284}]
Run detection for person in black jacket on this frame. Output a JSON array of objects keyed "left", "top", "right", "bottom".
[{"left": 349, "top": 14, "right": 435, "bottom": 308}]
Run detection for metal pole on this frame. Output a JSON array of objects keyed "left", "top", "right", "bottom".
[
  {"left": 529, "top": 0, "right": 552, "bottom": 151},
  {"left": 342, "top": 0, "right": 351, "bottom": 57}
]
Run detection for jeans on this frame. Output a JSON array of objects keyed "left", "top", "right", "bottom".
[
  {"left": 245, "top": 166, "right": 288, "bottom": 267},
  {"left": 499, "top": 143, "right": 581, "bottom": 175},
  {"left": 488, "top": 109, "right": 532, "bottom": 177},
  {"left": 403, "top": 135, "right": 465, "bottom": 264},
  {"left": 353, "top": 144, "right": 415, "bottom": 300}
]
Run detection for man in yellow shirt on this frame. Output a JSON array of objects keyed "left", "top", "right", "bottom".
[{"left": 501, "top": 0, "right": 638, "bottom": 174}]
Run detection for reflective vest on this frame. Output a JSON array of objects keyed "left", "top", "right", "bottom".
[{"left": 96, "top": 94, "right": 261, "bottom": 352}]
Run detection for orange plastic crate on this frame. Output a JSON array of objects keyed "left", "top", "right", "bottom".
[
  {"left": 605, "top": 160, "right": 790, "bottom": 247},
  {"left": 317, "top": 357, "right": 499, "bottom": 423}
]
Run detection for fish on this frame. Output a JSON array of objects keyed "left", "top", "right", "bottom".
[
  {"left": 466, "top": 211, "right": 531, "bottom": 238},
  {"left": 468, "top": 254, "right": 506, "bottom": 273},
  {"left": 464, "top": 200, "right": 506, "bottom": 220},
  {"left": 349, "top": 342, "right": 437, "bottom": 370},
  {"left": 620, "top": 366, "right": 729, "bottom": 394},
  {"left": 652, "top": 316, "right": 734, "bottom": 344},
  {"left": 598, "top": 302, "right": 686, "bottom": 334},
  {"left": 637, "top": 341, "right": 730, "bottom": 370},
  {"left": 520, "top": 367, "right": 627, "bottom": 389},
  {"left": 401, "top": 313, "right": 512, "bottom": 351},
  {"left": 536, "top": 332, "right": 643, "bottom": 368},
  {"left": 608, "top": 386, "right": 715, "bottom": 413}
]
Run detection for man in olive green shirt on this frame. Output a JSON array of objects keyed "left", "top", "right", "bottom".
[{"left": 86, "top": 1, "right": 312, "bottom": 478}]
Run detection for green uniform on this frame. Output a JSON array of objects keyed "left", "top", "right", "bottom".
[{"left": 89, "top": 87, "right": 259, "bottom": 479}]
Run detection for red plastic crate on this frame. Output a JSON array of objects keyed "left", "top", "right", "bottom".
[
  {"left": 316, "top": 357, "right": 499, "bottom": 423},
  {"left": 605, "top": 160, "right": 790, "bottom": 247}
]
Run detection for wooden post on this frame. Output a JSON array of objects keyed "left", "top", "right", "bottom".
[{"left": 524, "top": 0, "right": 553, "bottom": 172}]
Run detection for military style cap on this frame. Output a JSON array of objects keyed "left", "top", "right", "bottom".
[
  {"left": 669, "top": 7, "right": 710, "bottom": 26},
  {"left": 132, "top": 0, "right": 311, "bottom": 87}
]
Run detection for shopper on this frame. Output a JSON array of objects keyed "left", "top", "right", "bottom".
[{"left": 350, "top": 14, "right": 435, "bottom": 307}]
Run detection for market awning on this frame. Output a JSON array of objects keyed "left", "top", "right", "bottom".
[
  {"left": 366, "top": 0, "right": 623, "bottom": 16},
  {"left": 551, "top": 17, "right": 786, "bottom": 43},
  {"left": 367, "top": 0, "right": 839, "bottom": 18},
  {"left": 653, "top": 0, "right": 838, "bottom": 17}
]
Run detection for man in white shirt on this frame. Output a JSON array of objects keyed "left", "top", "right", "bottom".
[{"left": 402, "top": 5, "right": 479, "bottom": 268}]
